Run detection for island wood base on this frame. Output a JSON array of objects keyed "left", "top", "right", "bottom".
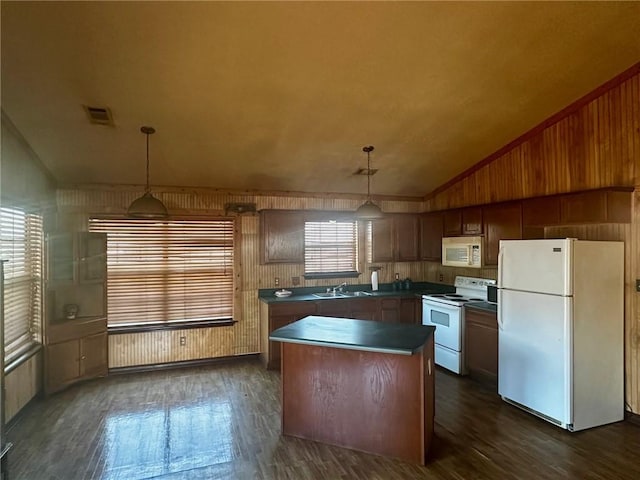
[{"left": 280, "top": 337, "right": 434, "bottom": 465}]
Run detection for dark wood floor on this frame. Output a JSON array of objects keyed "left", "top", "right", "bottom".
[{"left": 7, "top": 357, "right": 640, "bottom": 480}]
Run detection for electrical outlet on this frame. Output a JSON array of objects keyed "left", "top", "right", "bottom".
[
  {"left": 180, "top": 336, "right": 186, "bottom": 346},
  {"left": 292, "top": 276, "right": 300, "bottom": 286},
  {"left": 275, "top": 277, "right": 280, "bottom": 286},
  {"left": 438, "top": 273, "right": 444, "bottom": 282}
]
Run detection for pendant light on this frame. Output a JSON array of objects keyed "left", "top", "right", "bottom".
[
  {"left": 127, "top": 126, "right": 169, "bottom": 219},
  {"left": 355, "top": 145, "right": 384, "bottom": 219}
]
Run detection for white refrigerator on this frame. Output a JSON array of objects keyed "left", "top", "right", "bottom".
[{"left": 497, "top": 239, "right": 624, "bottom": 431}]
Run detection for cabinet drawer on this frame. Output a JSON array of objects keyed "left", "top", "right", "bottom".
[{"left": 48, "top": 317, "right": 107, "bottom": 344}]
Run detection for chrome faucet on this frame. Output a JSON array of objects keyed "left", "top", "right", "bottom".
[{"left": 332, "top": 282, "right": 347, "bottom": 294}]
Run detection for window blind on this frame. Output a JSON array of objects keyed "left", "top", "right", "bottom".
[
  {"left": 304, "top": 220, "right": 358, "bottom": 275},
  {"left": 89, "top": 218, "right": 234, "bottom": 327},
  {"left": 0, "top": 207, "right": 43, "bottom": 362}
]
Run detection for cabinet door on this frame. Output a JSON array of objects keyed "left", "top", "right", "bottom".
[
  {"left": 78, "top": 233, "right": 107, "bottom": 283},
  {"left": 399, "top": 297, "right": 418, "bottom": 324},
  {"left": 394, "top": 215, "right": 420, "bottom": 262},
  {"left": 443, "top": 210, "right": 462, "bottom": 237},
  {"left": 348, "top": 298, "right": 379, "bottom": 321},
  {"left": 316, "top": 299, "right": 349, "bottom": 318},
  {"left": 380, "top": 298, "right": 400, "bottom": 323},
  {"left": 371, "top": 217, "right": 394, "bottom": 262},
  {"left": 260, "top": 210, "right": 304, "bottom": 264},
  {"left": 465, "top": 309, "right": 498, "bottom": 385},
  {"left": 80, "top": 332, "right": 108, "bottom": 378},
  {"left": 47, "top": 340, "right": 80, "bottom": 392},
  {"left": 420, "top": 213, "right": 443, "bottom": 261},
  {"left": 483, "top": 202, "right": 522, "bottom": 266},
  {"left": 49, "top": 233, "right": 75, "bottom": 283},
  {"left": 268, "top": 302, "right": 316, "bottom": 369},
  {"left": 522, "top": 196, "right": 560, "bottom": 239},
  {"left": 462, "top": 207, "right": 483, "bottom": 235}
]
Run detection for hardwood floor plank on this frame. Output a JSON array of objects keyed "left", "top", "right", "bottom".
[{"left": 6, "top": 358, "right": 640, "bottom": 479}]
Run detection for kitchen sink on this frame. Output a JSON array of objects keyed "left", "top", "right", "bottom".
[
  {"left": 312, "top": 292, "right": 348, "bottom": 298},
  {"left": 342, "top": 291, "right": 373, "bottom": 297}
]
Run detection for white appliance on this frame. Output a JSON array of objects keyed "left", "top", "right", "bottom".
[
  {"left": 498, "top": 239, "right": 624, "bottom": 431},
  {"left": 442, "top": 236, "right": 483, "bottom": 268},
  {"left": 423, "top": 276, "right": 496, "bottom": 374}
]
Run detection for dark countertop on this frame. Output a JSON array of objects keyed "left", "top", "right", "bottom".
[
  {"left": 269, "top": 315, "right": 436, "bottom": 355},
  {"left": 259, "top": 281, "right": 454, "bottom": 304},
  {"left": 465, "top": 301, "right": 497, "bottom": 314}
]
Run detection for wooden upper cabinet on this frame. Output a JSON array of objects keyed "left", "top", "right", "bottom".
[
  {"left": 522, "top": 196, "right": 560, "bottom": 239},
  {"left": 394, "top": 214, "right": 420, "bottom": 262},
  {"left": 420, "top": 213, "right": 443, "bottom": 261},
  {"left": 443, "top": 209, "right": 462, "bottom": 236},
  {"left": 371, "top": 217, "right": 394, "bottom": 263},
  {"left": 462, "top": 207, "right": 483, "bottom": 235},
  {"left": 482, "top": 202, "right": 522, "bottom": 266},
  {"left": 371, "top": 214, "right": 419, "bottom": 263},
  {"left": 443, "top": 207, "right": 482, "bottom": 236},
  {"left": 260, "top": 210, "right": 304, "bottom": 264},
  {"left": 559, "top": 188, "right": 632, "bottom": 224}
]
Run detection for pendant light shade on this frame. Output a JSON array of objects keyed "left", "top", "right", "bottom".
[
  {"left": 127, "top": 126, "right": 169, "bottom": 219},
  {"left": 355, "top": 145, "right": 384, "bottom": 220}
]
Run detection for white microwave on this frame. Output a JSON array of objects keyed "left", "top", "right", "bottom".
[{"left": 442, "top": 236, "right": 483, "bottom": 268}]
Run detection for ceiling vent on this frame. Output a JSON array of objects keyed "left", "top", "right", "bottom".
[
  {"left": 83, "top": 105, "right": 114, "bottom": 126},
  {"left": 355, "top": 168, "right": 378, "bottom": 176}
]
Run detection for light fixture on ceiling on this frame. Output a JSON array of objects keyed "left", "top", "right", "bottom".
[
  {"left": 127, "top": 126, "right": 169, "bottom": 219},
  {"left": 355, "top": 145, "right": 384, "bottom": 220}
]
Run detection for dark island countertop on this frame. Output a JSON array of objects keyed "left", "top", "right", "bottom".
[
  {"left": 269, "top": 315, "right": 436, "bottom": 355},
  {"left": 259, "top": 281, "right": 454, "bottom": 304}
]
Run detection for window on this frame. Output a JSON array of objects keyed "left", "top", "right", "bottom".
[
  {"left": 304, "top": 220, "right": 359, "bottom": 278},
  {"left": 0, "top": 207, "right": 43, "bottom": 363},
  {"left": 89, "top": 218, "right": 234, "bottom": 328}
]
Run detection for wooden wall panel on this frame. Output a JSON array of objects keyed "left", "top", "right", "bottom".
[
  {"left": 108, "top": 327, "right": 235, "bottom": 368},
  {"left": 56, "top": 188, "right": 430, "bottom": 368},
  {"left": 5, "top": 352, "right": 41, "bottom": 422},
  {"left": 426, "top": 72, "right": 640, "bottom": 413}
]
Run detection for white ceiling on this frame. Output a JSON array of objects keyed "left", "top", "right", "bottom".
[{"left": 2, "top": 1, "right": 639, "bottom": 198}]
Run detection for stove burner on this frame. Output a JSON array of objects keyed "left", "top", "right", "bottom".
[
  {"left": 468, "top": 298, "right": 483, "bottom": 302},
  {"left": 445, "top": 294, "right": 463, "bottom": 298}
]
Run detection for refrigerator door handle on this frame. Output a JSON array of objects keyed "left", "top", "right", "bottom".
[
  {"left": 497, "top": 246, "right": 504, "bottom": 288},
  {"left": 497, "top": 288, "right": 503, "bottom": 330}
]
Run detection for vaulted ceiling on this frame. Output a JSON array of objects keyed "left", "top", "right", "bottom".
[{"left": 2, "top": 1, "right": 639, "bottom": 198}]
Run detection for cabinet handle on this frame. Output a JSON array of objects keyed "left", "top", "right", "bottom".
[
  {"left": 428, "top": 358, "right": 432, "bottom": 376},
  {"left": 81, "top": 355, "right": 86, "bottom": 360}
]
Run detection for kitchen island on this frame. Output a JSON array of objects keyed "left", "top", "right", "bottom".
[{"left": 269, "top": 315, "right": 436, "bottom": 464}]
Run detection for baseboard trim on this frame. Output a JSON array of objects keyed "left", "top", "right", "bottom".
[
  {"left": 108, "top": 353, "right": 260, "bottom": 375},
  {"left": 5, "top": 391, "right": 44, "bottom": 433}
]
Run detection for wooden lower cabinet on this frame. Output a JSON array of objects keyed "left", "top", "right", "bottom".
[
  {"left": 262, "top": 301, "right": 317, "bottom": 369},
  {"left": 465, "top": 307, "right": 498, "bottom": 387},
  {"left": 46, "top": 331, "right": 108, "bottom": 394}
]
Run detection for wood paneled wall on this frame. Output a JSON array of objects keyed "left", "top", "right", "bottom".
[
  {"left": 4, "top": 352, "right": 41, "bottom": 422},
  {"left": 56, "top": 189, "right": 428, "bottom": 369},
  {"left": 425, "top": 71, "right": 640, "bottom": 413}
]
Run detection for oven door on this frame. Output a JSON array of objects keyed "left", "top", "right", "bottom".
[{"left": 422, "top": 299, "right": 462, "bottom": 352}]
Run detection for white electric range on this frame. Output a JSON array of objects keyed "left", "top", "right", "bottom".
[{"left": 422, "top": 276, "right": 496, "bottom": 374}]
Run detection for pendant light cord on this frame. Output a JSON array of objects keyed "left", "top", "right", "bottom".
[{"left": 363, "top": 145, "right": 374, "bottom": 201}]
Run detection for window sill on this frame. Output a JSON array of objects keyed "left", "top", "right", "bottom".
[
  {"left": 108, "top": 318, "right": 236, "bottom": 335},
  {"left": 303, "top": 271, "right": 361, "bottom": 280},
  {"left": 5, "top": 344, "right": 42, "bottom": 375}
]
